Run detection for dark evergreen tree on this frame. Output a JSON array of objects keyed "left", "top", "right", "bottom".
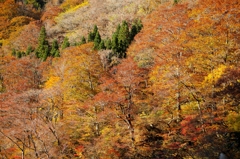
[
  {"left": 61, "top": 37, "right": 70, "bottom": 50},
  {"left": 111, "top": 32, "right": 119, "bottom": 53},
  {"left": 26, "top": 0, "right": 46, "bottom": 9},
  {"left": 174, "top": 0, "right": 180, "bottom": 5},
  {"left": 21, "top": 51, "right": 26, "bottom": 57},
  {"left": 111, "top": 24, "right": 121, "bottom": 53},
  {"left": 89, "top": 20, "right": 142, "bottom": 59},
  {"left": 35, "top": 26, "right": 49, "bottom": 60},
  {"left": 92, "top": 25, "right": 98, "bottom": 37},
  {"left": 118, "top": 21, "right": 130, "bottom": 46},
  {"left": 88, "top": 25, "right": 99, "bottom": 42},
  {"left": 38, "top": 26, "right": 47, "bottom": 46},
  {"left": 50, "top": 39, "right": 59, "bottom": 56},
  {"left": 26, "top": 46, "right": 33, "bottom": 55},
  {"left": 54, "top": 50, "right": 60, "bottom": 57},
  {"left": 88, "top": 32, "right": 95, "bottom": 42},
  {"left": 93, "top": 31, "right": 101, "bottom": 50},
  {"left": 80, "top": 36, "right": 86, "bottom": 45},
  {"left": 129, "top": 19, "right": 143, "bottom": 42},
  {"left": 130, "top": 24, "right": 138, "bottom": 41},
  {"left": 16, "top": 51, "right": 22, "bottom": 58},
  {"left": 42, "top": 45, "right": 49, "bottom": 61},
  {"left": 35, "top": 45, "right": 43, "bottom": 58},
  {"left": 136, "top": 19, "right": 143, "bottom": 32},
  {"left": 105, "top": 38, "right": 112, "bottom": 50},
  {"left": 12, "top": 49, "right": 16, "bottom": 56},
  {"left": 98, "top": 40, "right": 106, "bottom": 50},
  {"left": 118, "top": 40, "right": 127, "bottom": 58}
]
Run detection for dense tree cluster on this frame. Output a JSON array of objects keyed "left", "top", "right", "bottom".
[
  {"left": 11, "top": 26, "right": 66, "bottom": 60},
  {"left": 90, "top": 20, "right": 143, "bottom": 58},
  {"left": 11, "top": 45, "right": 33, "bottom": 58},
  {"left": 11, "top": 20, "right": 142, "bottom": 61}
]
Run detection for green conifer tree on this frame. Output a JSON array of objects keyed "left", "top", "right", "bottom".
[
  {"left": 130, "top": 24, "right": 137, "bottom": 42},
  {"left": 16, "top": 51, "right": 22, "bottom": 58},
  {"left": 118, "top": 21, "right": 130, "bottom": 46},
  {"left": 54, "top": 50, "right": 60, "bottom": 57},
  {"left": 26, "top": 46, "right": 33, "bottom": 55},
  {"left": 21, "top": 51, "right": 26, "bottom": 57},
  {"left": 50, "top": 39, "right": 59, "bottom": 56},
  {"left": 93, "top": 31, "right": 101, "bottom": 50},
  {"left": 98, "top": 40, "right": 106, "bottom": 50},
  {"left": 80, "top": 36, "right": 86, "bottom": 45},
  {"left": 88, "top": 32, "right": 95, "bottom": 42},
  {"left": 12, "top": 49, "right": 16, "bottom": 56},
  {"left": 35, "top": 26, "right": 49, "bottom": 60},
  {"left": 115, "top": 21, "right": 130, "bottom": 55},
  {"left": 105, "top": 38, "right": 112, "bottom": 50},
  {"left": 61, "top": 37, "right": 70, "bottom": 50},
  {"left": 38, "top": 26, "right": 47, "bottom": 45},
  {"left": 174, "top": 0, "right": 180, "bottom": 5},
  {"left": 111, "top": 33, "right": 119, "bottom": 53},
  {"left": 42, "top": 45, "right": 49, "bottom": 61},
  {"left": 88, "top": 25, "right": 99, "bottom": 42},
  {"left": 118, "top": 40, "right": 127, "bottom": 58},
  {"left": 136, "top": 19, "right": 143, "bottom": 32},
  {"left": 93, "top": 25, "right": 98, "bottom": 37},
  {"left": 111, "top": 24, "right": 121, "bottom": 53}
]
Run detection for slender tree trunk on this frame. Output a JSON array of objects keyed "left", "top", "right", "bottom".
[{"left": 176, "top": 52, "right": 182, "bottom": 122}]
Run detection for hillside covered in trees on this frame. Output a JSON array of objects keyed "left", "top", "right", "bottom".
[{"left": 0, "top": 0, "right": 240, "bottom": 158}]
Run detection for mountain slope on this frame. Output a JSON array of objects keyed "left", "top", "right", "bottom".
[{"left": 0, "top": 0, "right": 239, "bottom": 158}]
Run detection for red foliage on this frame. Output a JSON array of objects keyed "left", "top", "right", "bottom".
[
  {"left": 2, "top": 57, "right": 41, "bottom": 92},
  {"left": 41, "top": 6, "right": 62, "bottom": 22},
  {"left": 9, "top": 21, "right": 41, "bottom": 52},
  {"left": 107, "top": 148, "right": 121, "bottom": 157}
]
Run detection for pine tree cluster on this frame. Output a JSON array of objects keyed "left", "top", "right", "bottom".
[
  {"left": 11, "top": 20, "right": 142, "bottom": 61},
  {"left": 12, "top": 26, "right": 70, "bottom": 61},
  {"left": 12, "top": 46, "right": 34, "bottom": 58},
  {"left": 87, "top": 19, "right": 143, "bottom": 58}
]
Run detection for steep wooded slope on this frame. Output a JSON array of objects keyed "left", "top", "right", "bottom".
[
  {"left": 0, "top": 0, "right": 165, "bottom": 54},
  {"left": 0, "top": 0, "right": 239, "bottom": 158},
  {"left": 126, "top": 0, "right": 240, "bottom": 157},
  {"left": 45, "top": 0, "right": 157, "bottom": 42}
]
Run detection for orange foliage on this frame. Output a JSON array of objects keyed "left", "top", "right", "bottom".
[
  {"left": 8, "top": 21, "right": 41, "bottom": 52},
  {"left": 41, "top": 6, "right": 62, "bottom": 25},
  {"left": 0, "top": 0, "right": 19, "bottom": 39},
  {"left": 127, "top": 0, "right": 240, "bottom": 157},
  {"left": 0, "top": 0, "right": 239, "bottom": 158},
  {"left": 2, "top": 57, "right": 40, "bottom": 92}
]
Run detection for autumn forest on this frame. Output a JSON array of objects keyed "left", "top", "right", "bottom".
[{"left": 0, "top": 0, "right": 239, "bottom": 158}]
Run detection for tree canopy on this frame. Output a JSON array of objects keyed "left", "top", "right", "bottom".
[{"left": 0, "top": 0, "right": 239, "bottom": 158}]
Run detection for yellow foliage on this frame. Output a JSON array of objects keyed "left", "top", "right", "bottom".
[
  {"left": 187, "top": 8, "right": 202, "bottom": 21},
  {"left": 45, "top": 43, "right": 103, "bottom": 103},
  {"left": 2, "top": 25, "right": 24, "bottom": 47},
  {"left": 56, "top": 1, "right": 89, "bottom": 23},
  {"left": 101, "top": 127, "right": 112, "bottom": 141},
  {"left": 10, "top": 16, "right": 33, "bottom": 27},
  {"left": 0, "top": 16, "right": 33, "bottom": 48},
  {"left": 203, "top": 65, "right": 227, "bottom": 85},
  {"left": 149, "top": 65, "right": 160, "bottom": 83},
  {"left": 45, "top": 76, "right": 60, "bottom": 89},
  {"left": 181, "top": 101, "right": 199, "bottom": 115},
  {"left": 226, "top": 111, "right": 240, "bottom": 131},
  {"left": 60, "top": 0, "right": 88, "bottom": 12}
]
